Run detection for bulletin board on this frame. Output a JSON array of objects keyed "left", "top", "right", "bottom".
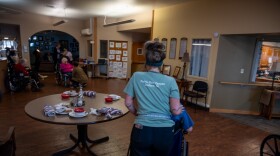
[{"left": 108, "top": 40, "right": 128, "bottom": 78}]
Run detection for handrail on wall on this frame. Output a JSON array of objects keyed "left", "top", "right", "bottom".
[{"left": 219, "top": 81, "right": 273, "bottom": 87}]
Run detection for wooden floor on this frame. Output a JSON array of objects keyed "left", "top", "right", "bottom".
[{"left": 0, "top": 74, "right": 270, "bottom": 156}]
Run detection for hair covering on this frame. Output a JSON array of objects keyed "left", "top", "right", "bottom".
[{"left": 144, "top": 41, "right": 166, "bottom": 67}]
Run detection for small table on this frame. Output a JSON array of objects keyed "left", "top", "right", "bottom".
[
  {"left": 25, "top": 93, "right": 128, "bottom": 155},
  {"left": 260, "top": 89, "right": 280, "bottom": 120}
]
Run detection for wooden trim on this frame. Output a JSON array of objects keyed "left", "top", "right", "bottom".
[
  {"left": 210, "top": 108, "right": 260, "bottom": 115},
  {"left": 219, "top": 81, "right": 274, "bottom": 87},
  {"left": 150, "top": 10, "right": 154, "bottom": 40},
  {"left": 93, "top": 17, "right": 98, "bottom": 63}
]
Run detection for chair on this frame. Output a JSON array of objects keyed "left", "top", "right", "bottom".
[
  {"left": 259, "top": 89, "right": 280, "bottom": 120},
  {"left": 0, "top": 127, "right": 16, "bottom": 156},
  {"left": 173, "top": 66, "right": 181, "bottom": 79},
  {"left": 183, "top": 81, "right": 208, "bottom": 112}
]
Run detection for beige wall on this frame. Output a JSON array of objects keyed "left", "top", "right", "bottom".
[
  {"left": 211, "top": 35, "right": 261, "bottom": 114},
  {"left": 152, "top": 0, "right": 280, "bottom": 110},
  {"left": 0, "top": 13, "right": 85, "bottom": 64},
  {"left": 96, "top": 17, "right": 132, "bottom": 77}
]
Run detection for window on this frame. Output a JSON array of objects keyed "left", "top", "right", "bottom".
[
  {"left": 0, "top": 40, "right": 17, "bottom": 50},
  {"left": 251, "top": 41, "right": 280, "bottom": 82},
  {"left": 189, "top": 39, "right": 211, "bottom": 78}
]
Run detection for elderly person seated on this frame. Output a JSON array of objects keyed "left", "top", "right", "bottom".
[
  {"left": 60, "top": 57, "right": 73, "bottom": 78},
  {"left": 71, "top": 61, "right": 88, "bottom": 88}
]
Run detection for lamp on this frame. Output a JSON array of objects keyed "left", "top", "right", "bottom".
[
  {"left": 270, "top": 62, "right": 280, "bottom": 89},
  {"left": 181, "top": 52, "right": 190, "bottom": 80}
]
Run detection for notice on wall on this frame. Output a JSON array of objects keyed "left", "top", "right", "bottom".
[{"left": 108, "top": 40, "right": 128, "bottom": 78}]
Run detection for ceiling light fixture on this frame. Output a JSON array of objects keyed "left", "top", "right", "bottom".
[
  {"left": 53, "top": 8, "right": 68, "bottom": 26},
  {"left": 103, "top": 16, "right": 135, "bottom": 27},
  {"left": 53, "top": 19, "right": 68, "bottom": 26}
]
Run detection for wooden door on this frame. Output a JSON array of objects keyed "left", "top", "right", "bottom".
[
  {"left": 131, "top": 42, "right": 145, "bottom": 75},
  {"left": 132, "top": 42, "right": 145, "bottom": 63}
]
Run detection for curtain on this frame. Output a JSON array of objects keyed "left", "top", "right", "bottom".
[{"left": 190, "top": 39, "right": 211, "bottom": 78}]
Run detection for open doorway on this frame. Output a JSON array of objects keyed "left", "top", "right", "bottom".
[{"left": 29, "top": 30, "right": 79, "bottom": 72}]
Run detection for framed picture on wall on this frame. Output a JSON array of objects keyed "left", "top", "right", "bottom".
[
  {"left": 162, "top": 38, "right": 167, "bottom": 52},
  {"left": 179, "top": 37, "right": 187, "bottom": 59},
  {"left": 169, "top": 38, "right": 177, "bottom": 59},
  {"left": 137, "top": 48, "right": 143, "bottom": 55},
  {"left": 59, "top": 40, "right": 69, "bottom": 49},
  {"left": 38, "top": 36, "right": 43, "bottom": 41}
]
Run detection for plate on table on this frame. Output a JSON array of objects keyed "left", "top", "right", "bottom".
[
  {"left": 69, "top": 112, "right": 88, "bottom": 118},
  {"left": 63, "top": 91, "right": 78, "bottom": 97},
  {"left": 108, "top": 94, "right": 121, "bottom": 101},
  {"left": 55, "top": 108, "right": 73, "bottom": 115}
]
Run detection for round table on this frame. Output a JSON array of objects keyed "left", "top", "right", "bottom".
[{"left": 25, "top": 93, "right": 129, "bottom": 156}]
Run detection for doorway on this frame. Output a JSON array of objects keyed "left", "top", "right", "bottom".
[{"left": 29, "top": 30, "right": 79, "bottom": 72}]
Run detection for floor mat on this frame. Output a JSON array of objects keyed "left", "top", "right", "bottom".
[{"left": 218, "top": 113, "right": 280, "bottom": 134}]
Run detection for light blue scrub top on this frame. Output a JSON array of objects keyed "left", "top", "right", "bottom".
[{"left": 124, "top": 71, "right": 180, "bottom": 127}]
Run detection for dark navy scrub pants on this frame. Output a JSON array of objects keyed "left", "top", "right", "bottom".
[{"left": 129, "top": 124, "right": 174, "bottom": 156}]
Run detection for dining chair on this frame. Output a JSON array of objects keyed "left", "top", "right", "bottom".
[
  {"left": 172, "top": 66, "right": 181, "bottom": 79},
  {"left": 0, "top": 126, "right": 16, "bottom": 156},
  {"left": 183, "top": 81, "right": 208, "bottom": 112}
]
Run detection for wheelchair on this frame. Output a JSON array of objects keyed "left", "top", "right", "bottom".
[
  {"left": 5, "top": 49, "right": 40, "bottom": 92},
  {"left": 55, "top": 63, "right": 71, "bottom": 87},
  {"left": 260, "top": 134, "right": 280, "bottom": 156}
]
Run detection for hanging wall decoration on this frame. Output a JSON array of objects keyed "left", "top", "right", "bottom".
[
  {"left": 179, "top": 37, "right": 187, "bottom": 59},
  {"left": 108, "top": 40, "right": 128, "bottom": 78},
  {"left": 169, "top": 38, "right": 177, "bottom": 59}
]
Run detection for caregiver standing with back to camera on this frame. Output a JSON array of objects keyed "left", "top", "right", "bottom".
[{"left": 124, "top": 41, "right": 182, "bottom": 156}]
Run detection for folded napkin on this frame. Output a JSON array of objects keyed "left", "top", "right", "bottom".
[
  {"left": 95, "top": 107, "right": 123, "bottom": 119},
  {"left": 54, "top": 106, "right": 66, "bottom": 113},
  {"left": 43, "top": 105, "right": 55, "bottom": 117},
  {"left": 83, "top": 91, "right": 96, "bottom": 97},
  {"left": 89, "top": 108, "right": 101, "bottom": 116}
]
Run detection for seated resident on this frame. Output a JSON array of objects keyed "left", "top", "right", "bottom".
[
  {"left": 71, "top": 61, "right": 88, "bottom": 88},
  {"left": 13, "top": 56, "right": 29, "bottom": 76},
  {"left": 60, "top": 57, "right": 73, "bottom": 78},
  {"left": 13, "top": 57, "right": 43, "bottom": 87}
]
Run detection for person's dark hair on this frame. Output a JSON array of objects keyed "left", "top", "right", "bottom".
[
  {"left": 73, "top": 61, "right": 79, "bottom": 67},
  {"left": 144, "top": 41, "right": 166, "bottom": 67}
]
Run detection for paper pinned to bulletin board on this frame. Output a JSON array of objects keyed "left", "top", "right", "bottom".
[{"left": 108, "top": 40, "right": 128, "bottom": 78}]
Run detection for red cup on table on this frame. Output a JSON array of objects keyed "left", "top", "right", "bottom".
[
  {"left": 61, "top": 94, "right": 70, "bottom": 99},
  {"left": 105, "top": 97, "right": 113, "bottom": 103},
  {"left": 74, "top": 107, "right": 85, "bottom": 116}
]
